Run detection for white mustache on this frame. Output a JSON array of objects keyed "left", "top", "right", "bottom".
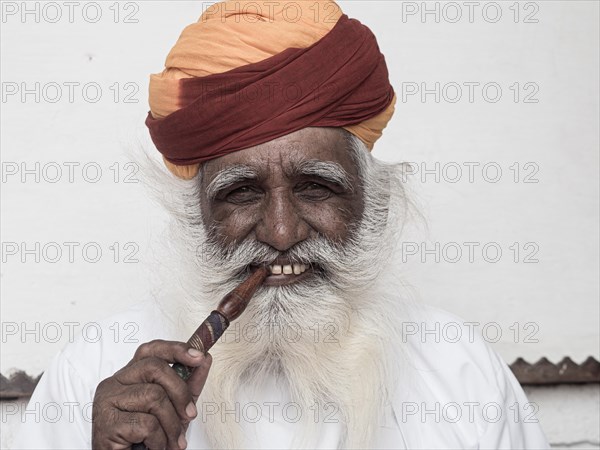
[{"left": 198, "top": 235, "right": 348, "bottom": 282}]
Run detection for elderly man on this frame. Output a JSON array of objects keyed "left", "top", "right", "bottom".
[{"left": 15, "top": 1, "right": 549, "bottom": 449}]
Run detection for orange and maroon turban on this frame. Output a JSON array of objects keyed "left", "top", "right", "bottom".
[{"left": 147, "top": 0, "right": 396, "bottom": 179}]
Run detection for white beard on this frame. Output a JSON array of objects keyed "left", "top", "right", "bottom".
[{"left": 138, "top": 136, "right": 417, "bottom": 449}]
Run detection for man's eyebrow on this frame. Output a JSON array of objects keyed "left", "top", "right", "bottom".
[
  {"left": 205, "top": 165, "right": 259, "bottom": 200},
  {"left": 293, "top": 160, "right": 354, "bottom": 191}
]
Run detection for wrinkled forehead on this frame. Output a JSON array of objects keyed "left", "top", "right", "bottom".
[{"left": 200, "top": 127, "right": 359, "bottom": 182}]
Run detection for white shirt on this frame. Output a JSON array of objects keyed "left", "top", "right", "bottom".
[{"left": 13, "top": 302, "right": 549, "bottom": 449}]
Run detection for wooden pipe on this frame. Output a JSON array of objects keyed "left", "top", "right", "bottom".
[
  {"left": 132, "top": 265, "right": 269, "bottom": 449},
  {"left": 172, "top": 265, "right": 269, "bottom": 380}
]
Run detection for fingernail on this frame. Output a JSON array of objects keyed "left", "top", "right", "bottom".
[
  {"left": 178, "top": 433, "right": 187, "bottom": 449},
  {"left": 186, "top": 401, "right": 197, "bottom": 419},
  {"left": 187, "top": 348, "right": 202, "bottom": 358}
]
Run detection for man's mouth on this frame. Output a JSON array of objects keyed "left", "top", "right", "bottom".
[
  {"left": 269, "top": 263, "right": 307, "bottom": 275},
  {"left": 252, "top": 261, "right": 314, "bottom": 287}
]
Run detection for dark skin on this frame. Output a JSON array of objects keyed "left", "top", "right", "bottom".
[
  {"left": 200, "top": 127, "right": 364, "bottom": 252},
  {"left": 92, "top": 127, "right": 365, "bottom": 449}
]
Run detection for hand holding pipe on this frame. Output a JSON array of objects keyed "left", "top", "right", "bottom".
[{"left": 132, "top": 266, "right": 269, "bottom": 450}]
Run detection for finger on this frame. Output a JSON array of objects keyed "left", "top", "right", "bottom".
[
  {"left": 114, "top": 358, "right": 196, "bottom": 421},
  {"left": 129, "top": 340, "right": 205, "bottom": 367},
  {"left": 181, "top": 354, "right": 212, "bottom": 434},
  {"left": 113, "top": 383, "right": 185, "bottom": 449},
  {"left": 120, "top": 412, "right": 169, "bottom": 450},
  {"left": 95, "top": 411, "right": 168, "bottom": 450},
  {"left": 187, "top": 353, "right": 213, "bottom": 403}
]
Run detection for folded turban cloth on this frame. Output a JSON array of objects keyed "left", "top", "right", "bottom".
[{"left": 147, "top": 0, "right": 396, "bottom": 179}]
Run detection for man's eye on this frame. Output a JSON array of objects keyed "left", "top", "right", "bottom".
[
  {"left": 225, "top": 186, "right": 261, "bottom": 204},
  {"left": 296, "top": 182, "right": 332, "bottom": 200}
]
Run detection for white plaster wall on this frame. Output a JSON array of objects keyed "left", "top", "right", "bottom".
[
  {"left": 1, "top": 1, "right": 598, "bottom": 448},
  {"left": 523, "top": 385, "right": 600, "bottom": 449}
]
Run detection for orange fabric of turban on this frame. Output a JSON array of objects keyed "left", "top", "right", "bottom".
[{"left": 147, "top": 0, "right": 396, "bottom": 179}]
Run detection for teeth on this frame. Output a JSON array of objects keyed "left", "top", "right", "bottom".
[{"left": 268, "top": 263, "right": 308, "bottom": 275}]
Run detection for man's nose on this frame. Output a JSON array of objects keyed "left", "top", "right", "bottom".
[{"left": 255, "top": 191, "right": 311, "bottom": 252}]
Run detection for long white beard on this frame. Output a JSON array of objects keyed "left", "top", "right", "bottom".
[{"left": 138, "top": 137, "right": 417, "bottom": 449}]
